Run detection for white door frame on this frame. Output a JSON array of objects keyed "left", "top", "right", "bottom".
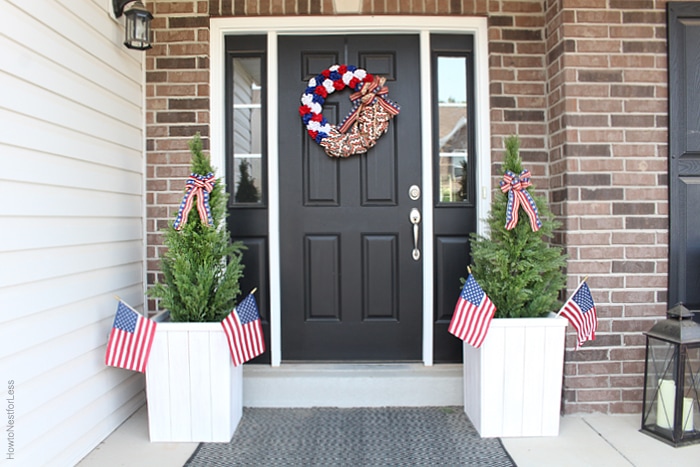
[{"left": 210, "top": 16, "right": 492, "bottom": 367}]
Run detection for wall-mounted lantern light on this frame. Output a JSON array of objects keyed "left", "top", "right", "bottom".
[{"left": 113, "top": 0, "right": 153, "bottom": 51}]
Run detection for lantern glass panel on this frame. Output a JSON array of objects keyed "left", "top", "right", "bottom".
[
  {"left": 124, "top": 10, "right": 152, "bottom": 50},
  {"left": 682, "top": 345, "right": 700, "bottom": 434},
  {"left": 643, "top": 337, "right": 677, "bottom": 432}
]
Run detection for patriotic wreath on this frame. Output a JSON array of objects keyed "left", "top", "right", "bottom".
[{"left": 298, "top": 64, "right": 400, "bottom": 158}]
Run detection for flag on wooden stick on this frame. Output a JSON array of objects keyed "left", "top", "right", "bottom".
[
  {"left": 105, "top": 301, "right": 157, "bottom": 373},
  {"left": 558, "top": 280, "right": 597, "bottom": 349},
  {"left": 448, "top": 274, "right": 497, "bottom": 348},
  {"left": 221, "top": 293, "right": 265, "bottom": 366}
]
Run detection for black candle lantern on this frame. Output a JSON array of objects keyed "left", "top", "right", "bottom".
[{"left": 641, "top": 303, "right": 700, "bottom": 446}]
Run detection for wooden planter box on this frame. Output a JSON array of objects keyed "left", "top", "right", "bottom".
[
  {"left": 463, "top": 316, "right": 567, "bottom": 438},
  {"left": 145, "top": 319, "right": 243, "bottom": 442}
]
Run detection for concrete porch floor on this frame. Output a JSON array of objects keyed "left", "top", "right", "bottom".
[{"left": 77, "top": 404, "right": 700, "bottom": 467}]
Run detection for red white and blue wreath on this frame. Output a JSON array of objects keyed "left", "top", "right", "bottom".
[{"left": 298, "top": 64, "right": 400, "bottom": 158}]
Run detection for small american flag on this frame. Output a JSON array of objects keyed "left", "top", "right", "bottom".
[
  {"left": 448, "top": 274, "right": 497, "bottom": 348},
  {"left": 221, "top": 294, "right": 265, "bottom": 366},
  {"left": 105, "top": 301, "right": 157, "bottom": 373},
  {"left": 559, "top": 281, "right": 597, "bottom": 349}
]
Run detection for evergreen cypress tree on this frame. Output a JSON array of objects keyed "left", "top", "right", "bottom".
[
  {"left": 149, "top": 133, "right": 246, "bottom": 322},
  {"left": 235, "top": 159, "right": 260, "bottom": 203},
  {"left": 469, "top": 136, "right": 567, "bottom": 318},
  {"left": 458, "top": 159, "right": 468, "bottom": 201}
]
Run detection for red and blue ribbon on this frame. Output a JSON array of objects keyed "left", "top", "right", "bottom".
[
  {"left": 173, "top": 173, "right": 215, "bottom": 230},
  {"left": 500, "top": 170, "right": 542, "bottom": 232}
]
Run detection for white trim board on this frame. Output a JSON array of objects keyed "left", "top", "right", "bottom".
[{"left": 210, "top": 16, "right": 492, "bottom": 367}]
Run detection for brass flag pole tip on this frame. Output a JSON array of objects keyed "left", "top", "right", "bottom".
[
  {"left": 250, "top": 287, "right": 258, "bottom": 295},
  {"left": 467, "top": 266, "right": 472, "bottom": 274}
]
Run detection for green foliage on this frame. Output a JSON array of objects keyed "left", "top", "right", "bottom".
[
  {"left": 458, "top": 159, "right": 468, "bottom": 201},
  {"left": 469, "top": 136, "right": 567, "bottom": 318},
  {"left": 235, "top": 159, "right": 260, "bottom": 203},
  {"left": 149, "top": 133, "right": 246, "bottom": 322}
]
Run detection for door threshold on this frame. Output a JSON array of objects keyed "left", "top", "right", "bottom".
[{"left": 243, "top": 363, "right": 463, "bottom": 407}]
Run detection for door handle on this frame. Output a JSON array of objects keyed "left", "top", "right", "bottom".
[{"left": 409, "top": 208, "right": 421, "bottom": 261}]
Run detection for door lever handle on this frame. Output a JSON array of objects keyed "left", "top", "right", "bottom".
[{"left": 409, "top": 208, "right": 421, "bottom": 261}]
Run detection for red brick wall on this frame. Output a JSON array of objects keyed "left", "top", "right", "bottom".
[
  {"left": 550, "top": 0, "right": 669, "bottom": 414},
  {"left": 488, "top": 0, "right": 549, "bottom": 185},
  {"left": 145, "top": 0, "right": 671, "bottom": 414}
]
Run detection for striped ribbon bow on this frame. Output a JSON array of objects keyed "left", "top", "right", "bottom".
[
  {"left": 500, "top": 169, "right": 542, "bottom": 232},
  {"left": 173, "top": 173, "right": 215, "bottom": 230},
  {"left": 337, "top": 75, "right": 400, "bottom": 133}
]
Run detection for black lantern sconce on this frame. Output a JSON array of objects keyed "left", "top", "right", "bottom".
[
  {"left": 113, "top": 0, "right": 153, "bottom": 51},
  {"left": 641, "top": 303, "right": 700, "bottom": 446}
]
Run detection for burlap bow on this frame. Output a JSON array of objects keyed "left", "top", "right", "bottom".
[{"left": 337, "top": 75, "right": 400, "bottom": 134}]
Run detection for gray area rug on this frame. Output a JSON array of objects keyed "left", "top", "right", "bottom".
[{"left": 184, "top": 407, "right": 515, "bottom": 466}]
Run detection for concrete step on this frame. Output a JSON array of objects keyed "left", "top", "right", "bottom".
[{"left": 243, "top": 363, "right": 463, "bottom": 407}]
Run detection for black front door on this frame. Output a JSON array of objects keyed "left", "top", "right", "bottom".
[
  {"left": 668, "top": 2, "right": 700, "bottom": 309},
  {"left": 278, "top": 35, "right": 422, "bottom": 361}
]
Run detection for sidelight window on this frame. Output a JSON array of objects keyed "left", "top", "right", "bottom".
[
  {"left": 230, "top": 56, "right": 264, "bottom": 205},
  {"left": 224, "top": 36, "right": 270, "bottom": 364},
  {"left": 436, "top": 56, "right": 469, "bottom": 203},
  {"left": 432, "top": 34, "right": 475, "bottom": 208},
  {"left": 430, "top": 34, "right": 478, "bottom": 363}
]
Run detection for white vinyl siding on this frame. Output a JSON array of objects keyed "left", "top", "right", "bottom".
[
  {"left": 232, "top": 68, "right": 256, "bottom": 153},
  {"left": 0, "top": 0, "right": 146, "bottom": 465}
]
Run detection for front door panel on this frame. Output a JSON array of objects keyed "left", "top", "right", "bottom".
[
  {"left": 668, "top": 2, "right": 700, "bottom": 309},
  {"left": 279, "top": 35, "right": 422, "bottom": 361}
]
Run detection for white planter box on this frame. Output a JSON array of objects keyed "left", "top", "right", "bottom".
[
  {"left": 145, "top": 320, "right": 243, "bottom": 442},
  {"left": 463, "top": 316, "right": 567, "bottom": 438}
]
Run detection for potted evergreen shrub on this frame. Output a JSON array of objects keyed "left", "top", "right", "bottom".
[
  {"left": 145, "top": 133, "right": 247, "bottom": 442},
  {"left": 462, "top": 135, "right": 568, "bottom": 437}
]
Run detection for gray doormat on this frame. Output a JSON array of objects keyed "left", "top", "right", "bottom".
[{"left": 184, "top": 407, "right": 515, "bottom": 466}]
